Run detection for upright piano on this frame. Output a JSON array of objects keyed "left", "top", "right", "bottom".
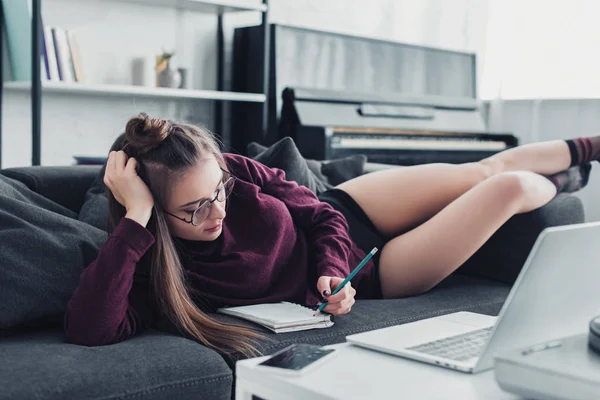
[
  {"left": 232, "top": 24, "right": 517, "bottom": 164},
  {"left": 280, "top": 87, "right": 517, "bottom": 165}
]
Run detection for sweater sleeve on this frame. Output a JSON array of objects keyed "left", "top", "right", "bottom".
[
  {"left": 64, "top": 217, "right": 156, "bottom": 346},
  {"left": 225, "top": 153, "right": 353, "bottom": 279}
]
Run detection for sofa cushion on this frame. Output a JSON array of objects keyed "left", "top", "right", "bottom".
[
  {"left": 248, "top": 141, "right": 331, "bottom": 184},
  {"left": 0, "top": 175, "right": 107, "bottom": 330},
  {"left": 248, "top": 137, "right": 332, "bottom": 194},
  {"left": 214, "top": 274, "right": 510, "bottom": 366},
  {"left": 248, "top": 137, "right": 367, "bottom": 194},
  {"left": 0, "top": 166, "right": 102, "bottom": 214},
  {"left": 320, "top": 154, "right": 368, "bottom": 186},
  {"left": 0, "top": 328, "right": 233, "bottom": 400}
]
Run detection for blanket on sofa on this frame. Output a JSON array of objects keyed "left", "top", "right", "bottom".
[{"left": 0, "top": 175, "right": 107, "bottom": 331}]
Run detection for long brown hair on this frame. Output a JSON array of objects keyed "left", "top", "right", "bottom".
[{"left": 107, "top": 113, "right": 262, "bottom": 357}]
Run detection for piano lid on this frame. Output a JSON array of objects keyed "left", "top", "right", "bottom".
[{"left": 281, "top": 87, "right": 487, "bottom": 134}]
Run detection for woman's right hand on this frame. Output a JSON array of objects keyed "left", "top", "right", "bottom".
[{"left": 104, "top": 151, "right": 154, "bottom": 227}]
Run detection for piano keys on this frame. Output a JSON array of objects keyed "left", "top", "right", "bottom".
[{"left": 281, "top": 87, "right": 518, "bottom": 166}]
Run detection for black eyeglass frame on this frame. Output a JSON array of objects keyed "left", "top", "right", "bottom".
[{"left": 164, "top": 169, "right": 236, "bottom": 226}]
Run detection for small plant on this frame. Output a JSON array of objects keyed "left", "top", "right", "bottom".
[{"left": 156, "top": 50, "right": 175, "bottom": 68}]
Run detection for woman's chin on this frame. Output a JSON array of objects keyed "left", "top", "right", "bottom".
[{"left": 175, "top": 225, "right": 222, "bottom": 242}]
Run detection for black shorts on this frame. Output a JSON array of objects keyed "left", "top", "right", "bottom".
[{"left": 318, "top": 188, "right": 386, "bottom": 298}]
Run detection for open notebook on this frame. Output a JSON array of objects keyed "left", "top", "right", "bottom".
[{"left": 217, "top": 302, "right": 334, "bottom": 333}]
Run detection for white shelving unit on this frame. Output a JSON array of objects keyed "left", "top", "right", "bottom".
[
  {"left": 4, "top": 81, "right": 266, "bottom": 102},
  {"left": 99, "top": 0, "right": 268, "bottom": 13},
  {"left": 0, "top": 0, "right": 270, "bottom": 166}
]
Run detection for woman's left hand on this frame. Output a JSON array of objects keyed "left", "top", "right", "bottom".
[{"left": 316, "top": 276, "right": 356, "bottom": 316}]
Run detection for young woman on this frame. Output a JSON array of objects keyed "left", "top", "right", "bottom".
[{"left": 64, "top": 113, "right": 594, "bottom": 356}]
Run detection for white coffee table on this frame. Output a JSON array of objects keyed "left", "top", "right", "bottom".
[{"left": 235, "top": 343, "right": 522, "bottom": 400}]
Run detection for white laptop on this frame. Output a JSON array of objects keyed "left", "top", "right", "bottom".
[{"left": 346, "top": 221, "right": 600, "bottom": 373}]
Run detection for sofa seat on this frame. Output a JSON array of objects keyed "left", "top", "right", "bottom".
[
  {"left": 220, "top": 274, "right": 511, "bottom": 365},
  {"left": 1, "top": 274, "right": 509, "bottom": 399},
  {"left": 1, "top": 329, "right": 233, "bottom": 400}
]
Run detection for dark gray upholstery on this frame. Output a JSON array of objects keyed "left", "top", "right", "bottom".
[
  {"left": 0, "top": 164, "right": 585, "bottom": 400},
  {"left": 458, "top": 193, "right": 585, "bottom": 283},
  {"left": 0, "top": 175, "right": 107, "bottom": 330},
  {"left": 1, "top": 166, "right": 101, "bottom": 214},
  {"left": 78, "top": 164, "right": 109, "bottom": 231},
  {"left": 248, "top": 139, "right": 368, "bottom": 190},
  {"left": 0, "top": 329, "right": 233, "bottom": 400}
]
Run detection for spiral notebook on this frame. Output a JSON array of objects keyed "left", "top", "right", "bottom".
[{"left": 217, "top": 302, "right": 334, "bottom": 333}]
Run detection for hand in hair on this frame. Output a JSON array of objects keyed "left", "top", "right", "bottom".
[
  {"left": 104, "top": 150, "right": 154, "bottom": 227},
  {"left": 316, "top": 276, "right": 356, "bottom": 316}
]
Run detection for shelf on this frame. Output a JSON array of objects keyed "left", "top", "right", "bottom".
[
  {"left": 94, "top": 0, "right": 267, "bottom": 13},
  {"left": 4, "top": 81, "right": 266, "bottom": 102}
]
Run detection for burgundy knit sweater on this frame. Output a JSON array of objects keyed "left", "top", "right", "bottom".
[{"left": 64, "top": 153, "right": 377, "bottom": 345}]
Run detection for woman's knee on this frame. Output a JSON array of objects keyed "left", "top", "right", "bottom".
[
  {"left": 477, "top": 157, "right": 506, "bottom": 178},
  {"left": 485, "top": 171, "right": 555, "bottom": 212}
]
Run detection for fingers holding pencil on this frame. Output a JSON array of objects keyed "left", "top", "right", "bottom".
[
  {"left": 314, "top": 277, "right": 356, "bottom": 316},
  {"left": 313, "top": 247, "right": 378, "bottom": 317}
]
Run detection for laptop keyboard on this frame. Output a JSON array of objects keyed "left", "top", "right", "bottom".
[{"left": 406, "top": 327, "right": 493, "bottom": 362}]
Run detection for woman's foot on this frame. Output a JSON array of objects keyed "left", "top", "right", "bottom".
[{"left": 546, "top": 162, "right": 591, "bottom": 193}]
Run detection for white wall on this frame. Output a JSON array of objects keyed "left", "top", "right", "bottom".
[
  {"left": 481, "top": 0, "right": 600, "bottom": 221},
  {"left": 1, "top": 0, "right": 491, "bottom": 167},
  {"left": 481, "top": 0, "right": 600, "bottom": 100},
  {"left": 487, "top": 99, "right": 600, "bottom": 222}
]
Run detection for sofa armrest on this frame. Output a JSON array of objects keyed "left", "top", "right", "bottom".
[
  {"left": 457, "top": 193, "right": 585, "bottom": 284},
  {"left": 0, "top": 166, "right": 102, "bottom": 214}
]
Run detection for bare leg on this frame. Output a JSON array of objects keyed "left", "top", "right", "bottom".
[
  {"left": 480, "top": 140, "right": 572, "bottom": 175},
  {"left": 377, "top": 171, "right": 557, "bottom": 298},
  {"left": 337, "top": 140, "right": 572, "bottom": 236}
]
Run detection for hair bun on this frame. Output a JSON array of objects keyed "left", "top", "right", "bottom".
[{"left": 125, "top": 113, "right": 172, "bottom": 153}]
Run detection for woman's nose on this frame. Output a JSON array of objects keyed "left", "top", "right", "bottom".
[{"left": 210, "top": 200, "right": 226, "bottom": 219}]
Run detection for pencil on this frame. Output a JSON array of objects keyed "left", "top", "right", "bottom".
[{"left": 313, "top": 247, "right": 378, "bottom": 316}]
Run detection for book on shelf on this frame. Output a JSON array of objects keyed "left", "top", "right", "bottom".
[
  {"left": 42, "top": 25, "right": 59, "bottom": 82},
  {"left": 45, "top": 26, "right": 84, "bottom": 83},
  {"left": 51, "top": 26, "right": 75, "bottom": 82},
  {"left": 2, "top": 24, "right": 12, "bottom": 81},
  {"left": 1, "top": 0, "right": 84, "bottom": 83},
  {"left": 1, "top": 0, "right": 34, "bottom": 81},
  {"left": 67, "top": 30, "right": 85, "bottom": 82}
]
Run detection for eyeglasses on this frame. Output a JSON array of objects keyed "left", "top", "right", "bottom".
[{"left": 165, "top": 170, "right": 236, "bottom": 226}]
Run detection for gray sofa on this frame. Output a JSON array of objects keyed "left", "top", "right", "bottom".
[{"left": 0, "top": 163, "right": 584, "bottom": 400}]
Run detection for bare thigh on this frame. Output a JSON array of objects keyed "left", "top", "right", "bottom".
[
  {"left": 337, "top": 162, "right": 491, "bottom": 237},
  {"left": 376, "top": 171, "right": 557, "bottom": 298}
]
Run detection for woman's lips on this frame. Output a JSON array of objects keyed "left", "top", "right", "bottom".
[{"left": 204, "top": 223, "right": 221, "bottom": 232}]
